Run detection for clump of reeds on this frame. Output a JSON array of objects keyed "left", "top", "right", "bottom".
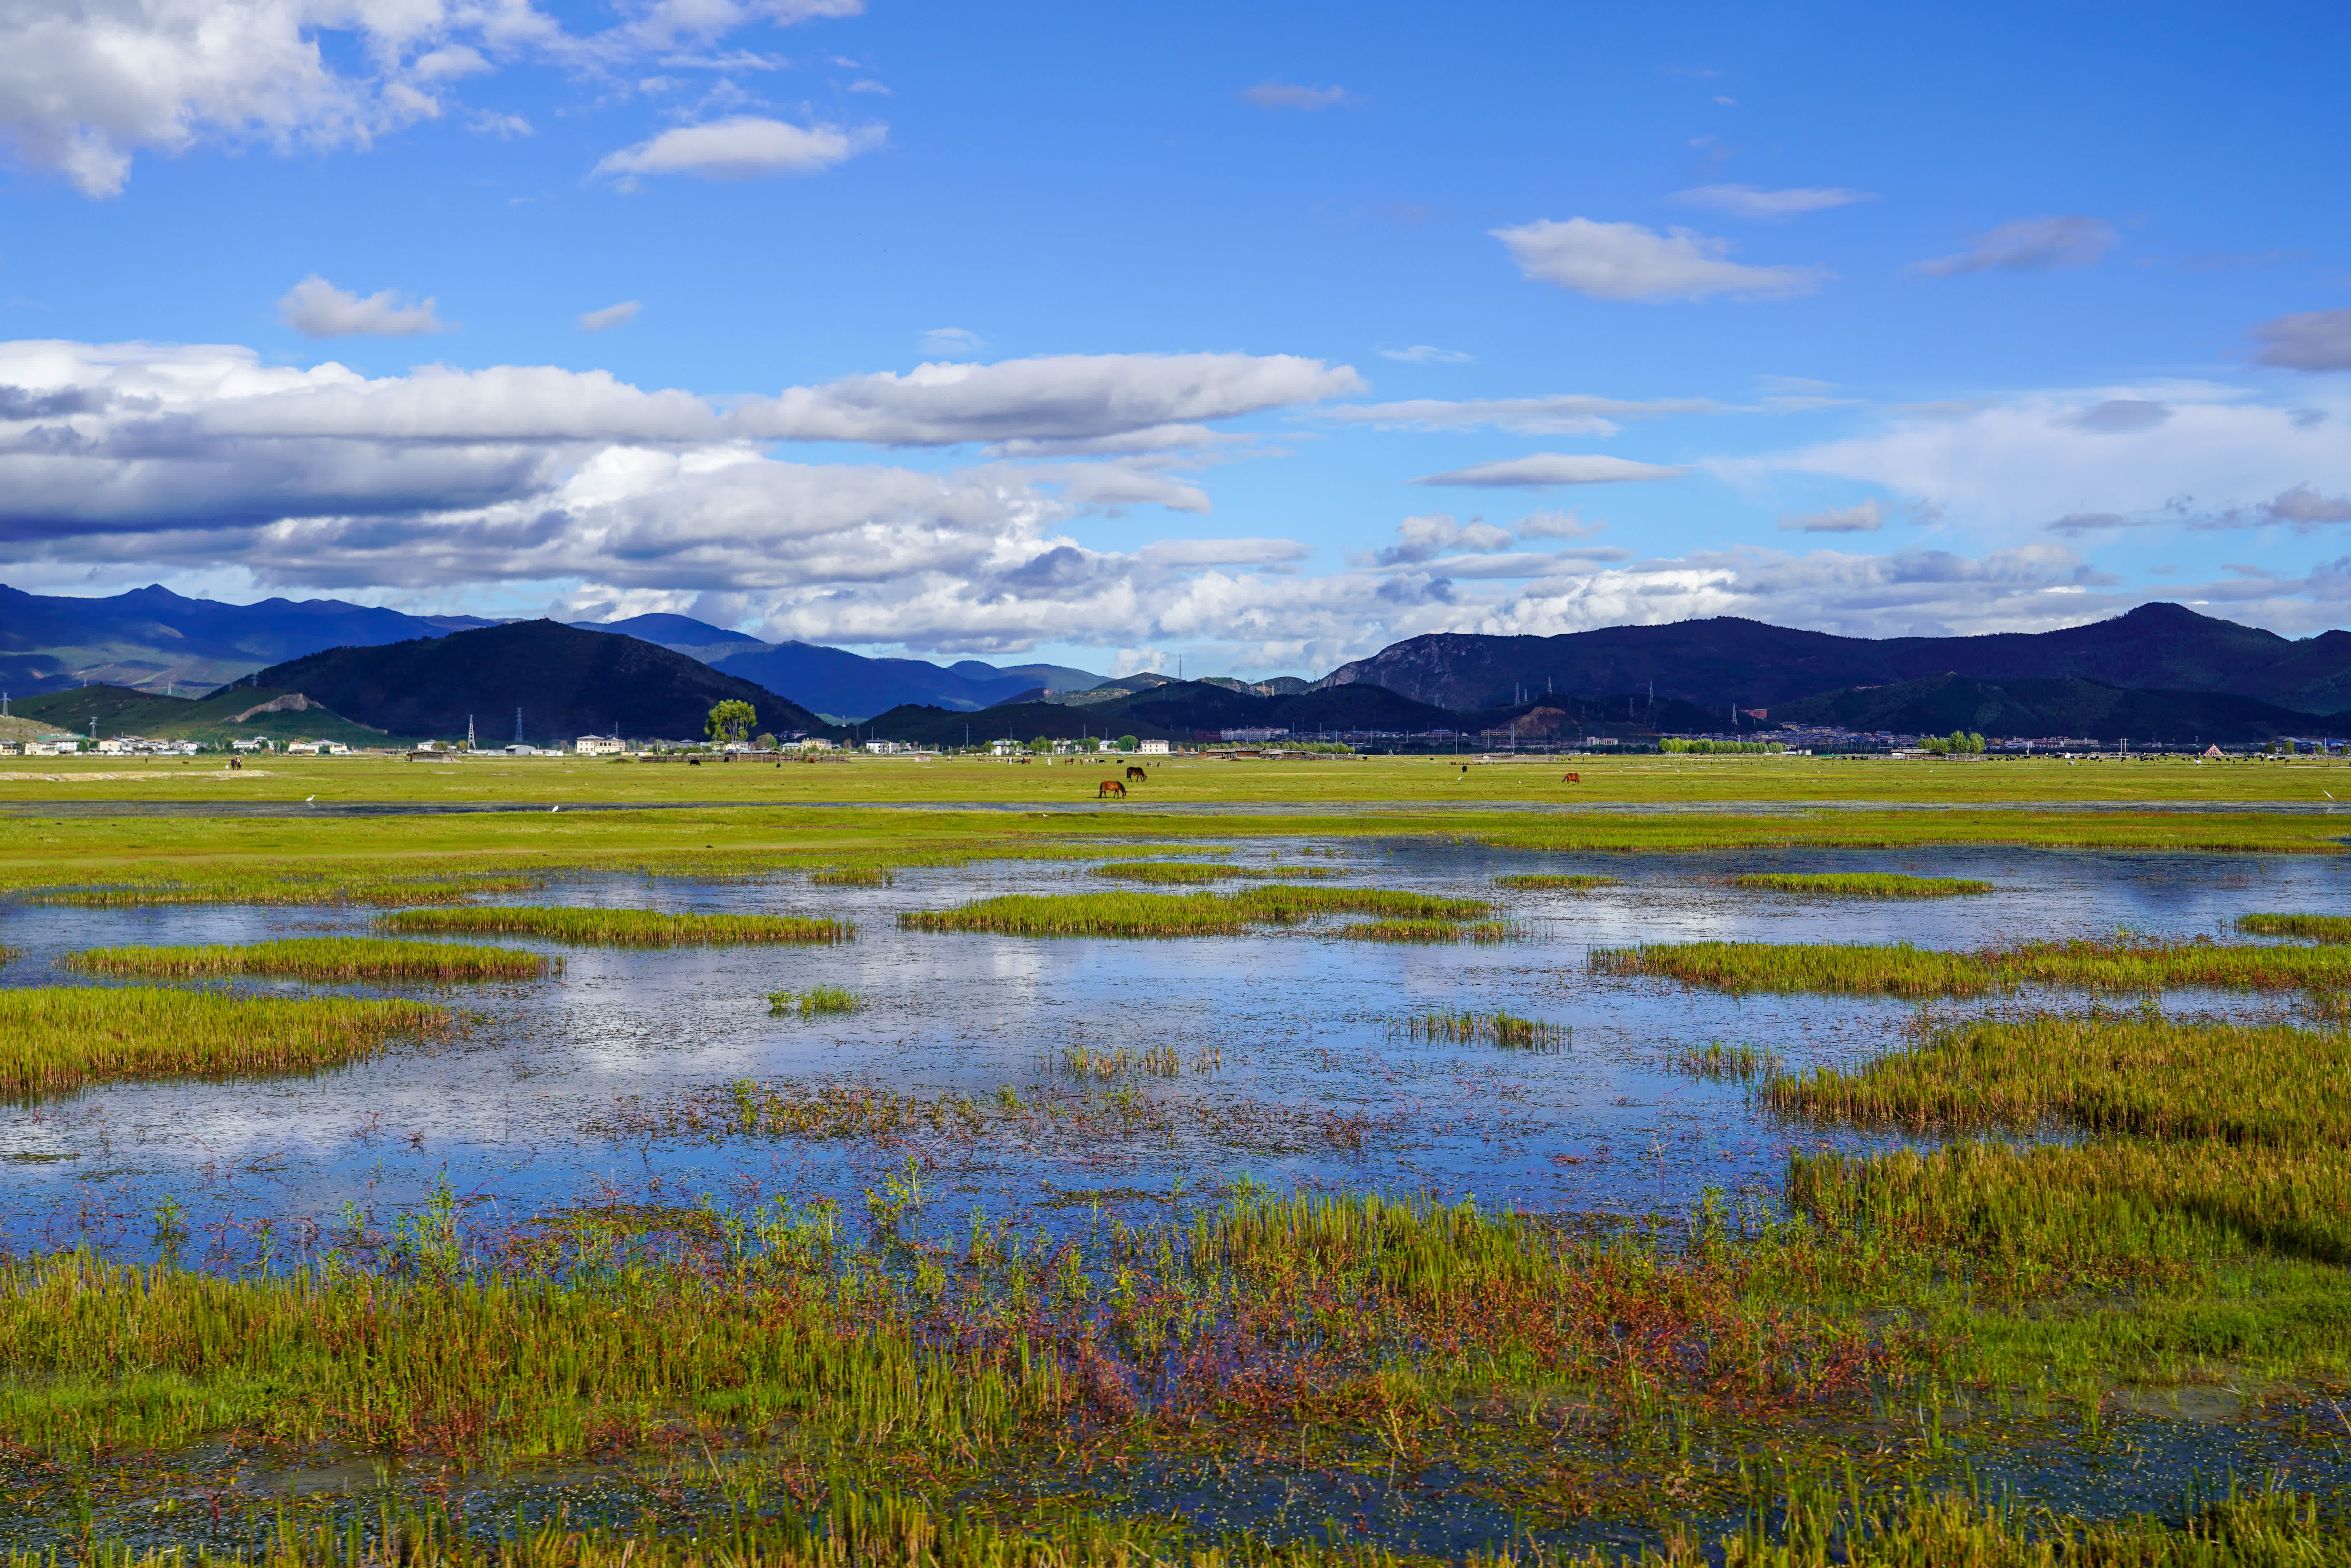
[
  {"left": 1400, "top": 1008, "right": 1566, "bottom": 1049},
  {"left": 1732, "top": 872, "right": 1994, "bottom": 898},
  {"left": 0, "top": 987, "right": 447, "bottom": 1098},
  {"left": 1232, "top": 886, "right": 1493, "bottom": 921},
  {"left": 1493, "top": 873, "right": 1618, "bottom": 890},
  {"left": 0, "top": 945, "right": 18, "bottom": 966},
  {"left": 65, "top": 938, "right": 553, "bottom": 983},
  {"left": 768, "top": 986, "right": 860, "bottom": 1017},
  {"left": 1673, "top": 1041, "right": 1780, "bottom": 1082},
  {"left": 1090, "top": 861, "right": 1336, "bottom": 883},
  {"left": 2240, "top": 913, "right": 2351, "bottom": 942},
  {"left": 809, "top": 865, "right": 894, "bottom": 887},
  {"left": 1337, "top": 919, "right": 1517, "bottom": 943},
  {"left": 383, "top": 907, "right": 852, "bottom": 945},
  {"left": 1053, "top": 1044, "right": 1180, "bottom": 1077}
]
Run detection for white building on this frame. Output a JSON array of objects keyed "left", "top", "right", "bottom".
[
  {"left": 285, "top": 740, "right": 351, "bottom": 755},
  {"left": 576, "top": 735, "right": 626, "bottom": 756},
  {"left": 863, "top": 739, "right": 911, "bottom": 755},
  {"left": 1219, "top": 727, "right": 1291, "bottom": 743},
  {"left": 230, "top": 738, "right": 272, "bottom": 752},
  {"left": 1138, "top": 739, "right": 1170, "bottom": 755},
  {"left": 989, "top": 738, "right": 1022, "bottom": 756}
]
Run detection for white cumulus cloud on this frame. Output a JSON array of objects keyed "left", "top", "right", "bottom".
[
  {"left": 1492, "top": 217, "right": 1829, "bottom": 302},
  {"left": 278, "top": 277, "right": 452, "bottom": 339},
  {"left": 592, "top": 116, "right": 883, "bottom": 183}
]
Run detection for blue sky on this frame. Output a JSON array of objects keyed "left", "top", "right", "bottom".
[{"left": 2, "top": 0, "right": 2347, "bottom": 679}]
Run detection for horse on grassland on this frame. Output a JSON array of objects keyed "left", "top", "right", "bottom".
[
  {"left": 1125, "top": 765, "right": 1147, "bottom": 782},
  {"left": 1098, "top": 779, "right": 1127, "bottom": 798}
]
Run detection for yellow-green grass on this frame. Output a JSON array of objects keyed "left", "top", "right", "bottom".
[
  {"left": 0, "top": 986, "right": 448, "bottom": 1098},
  {"left": 382, "top": 906, "right": 852, "bottom": 946},
  {"left": 63, "top": 938, "right": 553, "bottom": 982},
  {"left": 1731, "top": 872, "right": 1994, "bottom": 897},
  {"left": 768, "top": 985, "right": 860, "bottom": 1017},
  {"left": 807, "top": 865, "right": 894, "bottom": 886},
  {"left": 1493, "top": 873, "right": 1618, "bottom": 889},
  {"left": 2239, "top": 912, "right": 2351, "bottom": 941},
  {"left": 900, "top": 885, "right": 1490, "bottom": 937},
  {"left": 1770, "top": 1014, "right": 2351, "bottom": 1147},
  {"left": 1593, "top": 935, "right": 2351, "bottom": 995},
  {"left": 25, "top": 873, "right": 545, "bottom": 907},
  {"left": 1400, "top": 1008, "right": 1565, "bottom": 1048},
  {"left": 1335, "top": 918, "right": 1517, "bottom": 943},
  {"left": 1089, "top": 860, "right": 1335, "bottom": 883}
]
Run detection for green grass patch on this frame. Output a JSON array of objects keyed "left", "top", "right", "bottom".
[
  {"left": 768, "top": 985, "right": 860, "bottom": 1017},
  {"left": 1335, "top": 918, "right": 1517, "bottom": 943},
  {"left": 63, "top": 938, "right": 553, "bottom": 983},
  {"left": 25, "top": 873, "right": 545, "bottom": 907},
  {"left": 2239, "top": 912, "right": 2351, "bottom": 941},
  {"left": 901, "top": 885, "right": 1489, "bottom": 937},
  {"left": 808, "top": 865, "right": 893, "bottom": 886},
  {"left": 381, "top": 906, "right": 852, "bottom": 946},
  {"left": 1731, "top": 872, "right": 1994, "bottom": 897},
  {"left": 1593, "top": 935, "right": 2351, "bottom": 995},
  {"left": 1493, "top": 873, "right": 1618, "bottom": 890},
  {"left": 0, "top": 986, "right": 448, "bottom": 1098},
  {"left": 1089, "top": 861, "right": 1335, "bottom": 883}
]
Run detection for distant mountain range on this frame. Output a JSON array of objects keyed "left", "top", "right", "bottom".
[
  {"left": 249, "top": 622, "right": 830, "bottom": 745},
  {"left": 1772, "top": 673, "right": 2340, "bottom": 745},
  {"left": 13, "top": 683, "right": 398, "bottom": 749},
  {"left": 0, "top": 583, "right": 497, "bottom": 697},
  {"left": 1315, "top": 603, "right": 2351, "bottom": 714}
]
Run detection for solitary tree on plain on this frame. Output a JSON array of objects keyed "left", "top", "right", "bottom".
[{"left": 706, "top": 700, "right": 758, "bottom": 746}]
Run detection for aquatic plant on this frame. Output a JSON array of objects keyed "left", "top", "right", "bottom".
[
  {"left": 27, "top": 874, "right": 545, "bottom": 907},
  {"left": 0, "top": 987, "right": 448, "bottom": 1098},
  {"left": 1089, "top": 861, "right": 1335, "bottom": 883},
  {"left": 768, "top": 985, "right": 861, "bottom": 1017},
  {"left": 900, "top": 886, "right": 1489, "bottom": 937},
  {"left": 1673, "top": 1041, "right": 1782, "bottom": 1082},
  {"left": 1399, "top": 1008, "right": 1566, "bottom": 1050},
  {"left": 383, "top": 906, "right": 853, "bottom": 945},
  {"left": 65, "top": 938, "right": 553, "bottom": 983},
  {"left": 1731, "top": 872, "right": 1994, "bottom": 898},
  {"left": 1335, "top": 918, "right": 1517, "bottom": 943},
  {"left": 1493, "top": 873, "right": 1618, "bottom": 890},
  {"left": 809, "top": 865, "right": 894, "bottom": 886}
]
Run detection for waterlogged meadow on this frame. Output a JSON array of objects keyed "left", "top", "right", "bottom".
[{"left": 4, "top": 837, "right": 2351, "bottom": 1561}]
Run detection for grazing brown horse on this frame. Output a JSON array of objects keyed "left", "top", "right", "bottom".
[
  {"left": 1124, "top": 765, "right": 1146, "bottom": 782},
  {"left": 1563, "top": 771, "right": 1580, "bottom": 783},
  {"left": 1098, "top": 779, "right": 1127, "bottom": 798}
]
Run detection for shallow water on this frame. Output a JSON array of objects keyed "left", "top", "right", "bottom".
[{"left": 0, "top": 840, "right": 2337, "bottom": 1259}]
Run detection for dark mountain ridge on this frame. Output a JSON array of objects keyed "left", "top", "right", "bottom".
[
  {"left": 247, "top": 622, "right": 831, "bottom": 746},
  {"left": 1774, "top": 673, "right": 2342, "bottom": 744},
  {"left": 1315, "top": 604, "right": 2351, "bottom": 713}
]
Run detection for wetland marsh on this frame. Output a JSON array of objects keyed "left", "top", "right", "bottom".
[{"left": 5, "top": 758, "right": 2351, "bottom": 1563}]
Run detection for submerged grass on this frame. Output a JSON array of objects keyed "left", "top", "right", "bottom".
[
  {"left": 0, "top": 986, "right": 448, "bottom": 1098},
  {"left": 808, "top": 865, "right": 894, "bottom": 886},
  {"left": 1674, "top": 1041, "right": 1782, "bottom": 1082},
  {"left": 63, "top": 937, "right": 553, "bottom": 983},
  {"left": 900, "top": 885, "right": 1489, "bottom": 937},
  {"left": 1493, "top": 873, "right": 1617, "bottom": 890},
  {"left": 1593, "top": 934, "right": 2351, "bottom": 994},
  {"left": 382, "top": 906, "right": 853, "bottom": 945},
  {"left": 2239, "top": 912, "right": 2351, "bottom": 941},
  {"left": 1731, "top": 872, "right": 1994, "bottom": 898}
]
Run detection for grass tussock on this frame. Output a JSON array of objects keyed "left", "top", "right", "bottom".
[
  {"left": 1731, "top": 872, "right": 1994, "bottom": 898},
  {"left": 1493, "top": 873, "right": 1618, "bottom": 890},
  {"left": 2239, "top": 912, "right": 2351, "bottom": 942},
  {"left": 900, "top": 886, "right": 1489, "bottom": 937},
  {"left": 0, "top": 986, "right": 447, "bottom": 1098},
  {"left": 65, "top": 938, "right": 553, "bottom": 983},
  {"left": 808, "top": 865, "right": 893, "bottom": 887},
  {"left": 1089, "top": 861, "right": 1335, "bottom": 883},
  {"left": 767, "top": 986, "right": 860, "bottom": 1018},
  {"left": 382, "top": 906, "right": 853, "bottom": 946},
  {"left": 1673, "top": 1041, "right": 1781, "bottom": 1082},
  {"left": 1336, "top": 919, "right": 1517, "bottom": 944},
  {"left": 27, "top": 873, "right": 544, "bottom": 908},
  {"left": 1400, "top": 1008, "right": 1566, "bottom": 1050},
  {"left": 1592, "top": 934, "right": 2351, "bottom": 995}
]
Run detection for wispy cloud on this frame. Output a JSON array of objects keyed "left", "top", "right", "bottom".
[
  {"left": 1493, "top": 218, "right": 1828, "bottom": 302},
  {"left": 1411, "top": 454, "right": 1692, "bottom": 488},
  {"left": 579, "top": 301, "right": 643, "bottom": 333},
  {"left": 1239, "top": 80, "right": 1353, "bottom": 110},
  {"left": 1669, "top": 184, "right": 1873, "bottom": 219},
  {"left": 2251, "top": 308, "right": 2351, "bottom": 372},
  {"left": 1914, "top": 216, "right": 2116, "bottom": 276},
  {"left": 1379, "top": 344, "right": 1473, "bottom": 364},
  {"left": 277, "top": 277, "right": 451, "bottom": 339},
  {"left": 592, "top": 117, "right": 884, "bottom": 184}
]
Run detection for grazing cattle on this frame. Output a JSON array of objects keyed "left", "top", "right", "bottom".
[
  {"left": 1563, "top": 771, "right": 1580, "bottom": 783},
  {"left": 1125, "top": 765, "right": 1147, "bottom": 782},
  {"left": 229, "top": 756, "right": 242, "bottom": 770},
  {"left": 1098, "top": 779, "right": 1127, "bottom": 798}
]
